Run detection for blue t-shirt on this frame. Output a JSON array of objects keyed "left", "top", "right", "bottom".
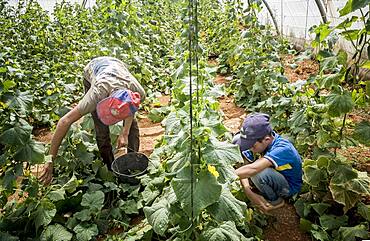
[{"left": 264, "top": 133, "right": 302, "bottom": 195}]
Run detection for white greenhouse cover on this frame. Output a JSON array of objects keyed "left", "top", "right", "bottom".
[
  {"left": 8, "top": 0, "right": 368, "bottom": 56},
  {"left": 257, "top": 0, "right": 368, "bottom": 55},
  {"left": 8, "top": 0, "right": 96, "bottom": 12}
]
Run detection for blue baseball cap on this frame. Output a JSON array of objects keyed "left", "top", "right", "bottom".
[{"left": 234, "top": 113, "right": 272, "bottom": 151}]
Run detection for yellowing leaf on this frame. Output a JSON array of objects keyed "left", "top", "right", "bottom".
[
  {"left": 360, "top": 60, "right": 370, "bottom": 69},
  {"left": 0, "top": 101, "right": 7, "bottom": 108},
  {"left": 245, "top": 208, "right": 253, "bottom": 223}
]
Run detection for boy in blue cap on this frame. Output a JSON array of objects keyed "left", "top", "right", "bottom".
[{"left": 233, "top": 113, "right": 302, "bottom": 212}]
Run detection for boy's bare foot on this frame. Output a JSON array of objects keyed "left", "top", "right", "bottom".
[
  {"left": 264, "top": 199, "right": 285, "bottom": 211},
  {"left": 254, "top": 196, "right": 285, "bottom": 213}
]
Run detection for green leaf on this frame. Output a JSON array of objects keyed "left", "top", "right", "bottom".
[
  {"left": 336, "top": 16, "right": 359, "bottom": 30},
  {"left": 303, "top": 165, "right": 327, "bottom": 187},
  {"left": 310, "top": 203, "right": 330, "bottom": 216},
  {"left": 0, "top": 120, "right": 32, "bottom": 146},
  {"left": 338, "top": 224, "right": 369, "bottom": 241},
  {"left": 2, "top": 168, "right": 18, "bottom": 190},
  {"left": 337, "top": 50, "right": 348, "bottom": 66},
  {"left": 326, "top": 91, "right": 354, "bottom": 117},
  {"left": 317, "top": 155, "right": 330, "bottom": 169},
  {"left": 339, "top": 0, "right": 370, "bottom": 16},
  {"left": 319, "top": 214, "right": 348, "bottom": 231},
  {"left": 299, "top": 218, "right": 313, "bottom": 232},
  {"left": 209, "top": 84, "right": 226, "bottom": 98},
  {"left": 41, "top": 224, "right": 73, "bottom": 241},
  {"left": 142, "top": 184, "right": 161, "bottom": 204},
  {"left": 123, "top": 219, "right": 153, "bottom": 241},
  {"left": 329, "top": 184, "right": 361, "bottom": 213},
  {"left": 316, "top": 50, "right": 333, "bottom": 61},
  {"left": 341, "top": 29, "right": 361, "bottom": 41},
  {"left": 74, "top": 209, "right": 92, "bottom": 222},
  {"left": 5, "top": 90, "right": 33, "bottom": 115},
  {"left": 147, "top": 107, "right": 170, "bottom": 123},
  {"left": 14, "top": 139, "right": 45, "bottom": 164},
  {"left": 313, "top": 23, "right": 332, "bottom": 42},
  {"left": 320, "top": 56, "right": 341, "bottom": 74},
  {"left": 171, "top": 166, "right": 222, "bottom": 217},
  {"left": 349, "top": 172, "right": 370, "bottom": 195},
  {"left": 74, "top": 143, "right": 94, "bottom": 165},
  {"left": 294, "top": 199, "right": 305, "bottom": 217},
  {"left": 365, "top": 81, "right": 370, "bottom": 96},
  {"left": 122, "top": 199, "right": 139, "bottom": 214},
  {"left": 311, "top": 229, "right": 330, "bottom": 241},
  {"left": 288, "top": 109, "right": 307, "bottom": 128},
  {"left": 163, "top": 110, "right": 188, "bottom": 135},
  {"left": 81, "top": 191, "right": 105, "bottom": 211},
  {"left": 147, "top": 109, "right": 165, "bottom": 123},
  {"left": 63, "top": 175, "right": 78, "bottom": 193},
  {"left": 34, "top": 199, "right": 57, "bottom": 231},
  {"left": 353, "top": 121, "right": 370, "bottom": 145},
  {"left": 166, "top": 151, "right": 191, "bottom": 173},
  {"left": 0, "top": 232, "right": 19, "bottom": 241},
  {"left": 47, "top": 189, "right": 65, "bottom": 202},
  {"left": 143, "top": 199, "right": 169, "bottom": 236},
  {"left": 173, "top": 63, "right": 185, "bottom": 80},
  {"left": 357, "top": 202, "right": 370, "bottom": 221},
  {"left": 2, "top": 80, "right": 16, "bottom": 91},
  {"left": 319, "top": 73, "right": 342, "bottom": 89},
  {"left": 88, "top": 183, "right": 104, "bottom": 191},
  {"left": 200, "top": 111, "right": 228, "bottom": 137},
  {"left": 203, "top": 137, "right": 241, "bottom": 182},
  {"left": 200, "top": 221, "right": 250, "bottom": 241},
  {"left": 73, "top": 223, "right": 99, "bottom": 241},
  {"left": 329, "top": 164, "right": 358, "bottom": 184},
  {"left": 304, "top": 202, "right": 313, "bottom": 217},
  {"left": 207, "top": 187, "right": 247, "bottom": 222}
]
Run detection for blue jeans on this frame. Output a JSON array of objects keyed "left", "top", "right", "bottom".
[{"left": 250, "top": 168, "right": 290, "bottom": 205}]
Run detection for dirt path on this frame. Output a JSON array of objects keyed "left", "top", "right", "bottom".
[{"left": 282, "top": 54, "right": 319, "bottom": 82}]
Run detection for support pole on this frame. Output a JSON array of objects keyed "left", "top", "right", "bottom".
[
  {"left": 261, "top": 0, "right": 280, "bottom": 35},
  {"left": 314, "top": 0, "right": 327, "bottom": 23},
  {"left": 304, "top": 0, "right": 309, "bottom": 45},
  {"left": 281, "top": 0, "right": 283, "bottom": 36}
]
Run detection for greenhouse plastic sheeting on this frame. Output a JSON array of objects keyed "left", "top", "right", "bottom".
[
  {"left": 8, "top": 0, "right": 369, "bottom": 55},
  {"left": 8, "top": 0, "right": 96, "bottom": 13},
  {"left": 257, "top": 0, "right": 369, "bottom": 55}
]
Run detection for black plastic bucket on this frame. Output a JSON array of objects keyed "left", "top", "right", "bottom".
[{"left": 111, "top": 152, "right": 149, "bottom": 185}]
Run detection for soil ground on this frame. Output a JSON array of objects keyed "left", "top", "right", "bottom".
[
  {"left": 30, "top": 54, "right": 370, "bottom": 241},
  {"left": 282, "top": 54, "right": 319, "bottom": 83}
]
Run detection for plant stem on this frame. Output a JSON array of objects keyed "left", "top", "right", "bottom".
[{"left": 336, "top": 113, "right": 347, "bottom": 156}]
